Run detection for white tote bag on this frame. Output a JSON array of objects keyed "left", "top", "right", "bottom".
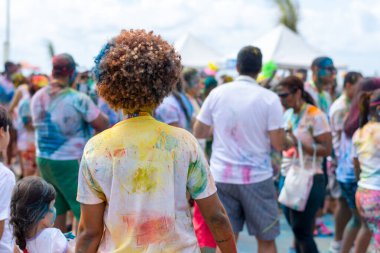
[{"left": 278, "top": 140, "right": 316, "bottom": 211}]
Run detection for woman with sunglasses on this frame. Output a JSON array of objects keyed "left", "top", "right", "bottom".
[{"left": 276, "top": 75, "right": 332, "bottom": 253}]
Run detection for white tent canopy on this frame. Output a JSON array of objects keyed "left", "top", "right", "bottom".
[
  {"left": 174, "top": 33, "right": 223, "bottom": 68},
  {"left": 252, "top": 24, "right": 325, "bottom": 69}
]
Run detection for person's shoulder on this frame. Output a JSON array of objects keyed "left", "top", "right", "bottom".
[
  {"left": 32, "top": 86, "right": 48, "bottom": 99},
  {"left": 39, "top": 227, "right": 62, "bottom": 237},
  {"left": 329, "top": 94, "right": 346, "bottom": 114},
  {"left": 157, "top": 121, "right": 198, "bottom": 146},
  {"left": 306, "top": 104, "right": 325, "bottom": 117},
  {"left": 0, "top": 163, "right": 15, "bottom": 182}
]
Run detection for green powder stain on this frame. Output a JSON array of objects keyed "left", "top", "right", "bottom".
[
  {"left": 187, "top": 159, "right": 208, "bottom": 199},
  {"left": 155, "top": 132, "right": 178, "bottom": 151},
  {"left": 131, "top": 167, "right": 158, "bottom": 193}
]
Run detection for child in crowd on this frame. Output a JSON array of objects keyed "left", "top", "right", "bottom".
[
  {"left": 352, "top": 88, "right": 380, "bottom": 252},
  {"left": 10, "top": 177, "right": 74, "bottom": 253},
  {"left": 0, "top": 107, "right": 16, "bottom": 252}
]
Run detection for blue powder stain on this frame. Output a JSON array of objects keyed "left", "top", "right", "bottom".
[{"left": 94, "top": 41, "right": 113, "bottom": 82}]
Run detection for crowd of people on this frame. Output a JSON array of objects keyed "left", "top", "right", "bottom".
[{"left": 0, "top": 29, "right": 379, "bottom": 253}]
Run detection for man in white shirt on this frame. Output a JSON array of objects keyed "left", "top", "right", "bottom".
[{"left": 194, "top": 46, "right": 284, "bottom": 253}]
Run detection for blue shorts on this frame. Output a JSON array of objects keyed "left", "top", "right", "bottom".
[{"left": 339, "top": 181, "right": 358, "bottom": 209}]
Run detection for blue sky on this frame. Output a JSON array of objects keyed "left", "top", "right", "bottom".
[{"left": 0, "top": 0, "right": 379, "bottom": 76}]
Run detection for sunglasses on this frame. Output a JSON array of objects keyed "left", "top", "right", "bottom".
[
  {"left": 277, "top": 92, "right": 291, "bottom": 98},
  {"left": 320, "top": 66, "right": 336, "bottom": 74}
]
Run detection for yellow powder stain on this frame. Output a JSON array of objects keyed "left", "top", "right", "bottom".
[{"left": 131, "top": 167, "right": 158, "bottom": 193}]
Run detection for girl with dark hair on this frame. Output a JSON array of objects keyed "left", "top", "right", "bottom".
[
  {"left": 276, "top": 75, "right": 332, "bottom": 253},
  {"left": 335, "top": 78, "right": 380, "bottom": 253},
  {"left": 351, "top": 89, "right": 380, "bottom": 252},
  {"left": 10, "top": 177, "right": 74, "bottom": 252}
]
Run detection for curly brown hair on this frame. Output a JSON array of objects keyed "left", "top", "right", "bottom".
[{"left": 94, "top": 29, "right": 182, "bottom": 111}]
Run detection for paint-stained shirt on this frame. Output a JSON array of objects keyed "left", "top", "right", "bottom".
[
  {"left": 77, "top": 115, "right": 216, "bottom": 253},
  {"left": 282, "top": 104, "right": 331, "bottom": 175},
  {"left": 352, "top": 122, "right": 380, "bottom": 190},
  {"left": 31, "top": 86, "right": 100, "bottom": 160},
  {"left": 0, "top": 75, "right": 14, "bottom": 106},
  {"left": 155, "top": 94, "right": 193, "bottom": 131},
  {"left": 304, "top": 81, "right": 332, "bottom": 115},
  {"left": 197, "top": 75, "right": 283, "bottom": 184}
]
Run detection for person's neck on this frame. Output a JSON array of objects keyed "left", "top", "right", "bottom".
[
  {"left": 240, "top": 73, "right": 258, "bottom": 80},
  {"left": 312, "top": 78, "right": 323, "bottom": 93},
  {"left": 293, "top": 100, "right": 306, "bottom": 114},
  {"left": 124, "top": 107, "right": 153, "bottom": 115},
  {"left": 50, "top": 78, "right": 69, "bottom": 89},
  {"left": 27, "top": 223, "right": 49, "bottom": 240}
]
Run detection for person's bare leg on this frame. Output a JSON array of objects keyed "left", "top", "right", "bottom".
[
  {"left": 334, "top": 198, "right": 352, "bottom": 241},
  {"left": 54, "top": 214, "right": 67, "bottom": 232},
  {"left": 341, "top": 209, "right": 361, "bottom": 253},
  {"left": 257, "top": 238, "right": 277, "bottom": 253},
  {"left": 354, "top": 222, "right": 372, "bottom": 253}
]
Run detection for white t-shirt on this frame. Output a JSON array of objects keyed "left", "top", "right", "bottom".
[
  {"left": 26, "top": 228, "right": 68, "bottom": 253},
  {"left": 329, "top": 93, "right": 350, "bottom": 157},
  {"left": 197, "top": 75, "right": 283, "bottom": 184},
  {"left": 77, "top": 116, "right": 216, "bottom": 252},
  {"left": 0, "top": 163, "right": 16, "bottom": 253}
]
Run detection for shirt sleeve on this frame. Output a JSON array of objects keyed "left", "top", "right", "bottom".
[
  {"left": 351, "top": 133, "right": 359, "bottom": 159},
  {"left": 311, "top": 111, "right": 331, "bottom": 136},
  {"left": 77, "top": 149, "right": 106, "bottom": 205},
  {"left": 74, "top": 94, "right": 100, "bottom": 123},
  {"left": 267, "top": 96, "right": 284, "bottom": 131},
  {"left": 0, "top": 171, "right": 16, "bottom": 221},
  {"left": 51, "top": 229, "right": 69, "bottom": 253},
  {"left": 196, "top": 90, "right": 215, "bottom": 127},
  {"left": 155, "top": 103, "right": 180, "bottom": 125},
  {"left": 187, "top": 136, "right": 217, "bottom": 200}
]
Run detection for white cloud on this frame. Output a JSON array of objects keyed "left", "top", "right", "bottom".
[{"left": 0, "top": 0, "right": 379, "bottom": 75}]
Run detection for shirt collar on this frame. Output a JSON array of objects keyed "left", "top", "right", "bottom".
[{"left": 236, "top": 75, "right": 259, "bottom": 85}]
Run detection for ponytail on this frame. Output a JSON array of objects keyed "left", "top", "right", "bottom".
[
  {"left": 359, "top": 93, "right": 371, "bottom": 128},
  {"left": 302, "top": 91, "right": 315, "bottom": 106}
]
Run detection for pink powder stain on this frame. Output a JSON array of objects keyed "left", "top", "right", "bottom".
[
  {"left": 113, "top": 148, "right": 126, "bottom": 157},
  {"left": 223, "top": 164, "right": 233, "bottom": 180},
  {"left": 242, "top": 166, "right": 251, "bottom": 184},
  {"left": 123, "top": 214, "right": 174, "bottom": 246}
]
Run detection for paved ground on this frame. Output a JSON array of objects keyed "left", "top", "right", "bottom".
[{"left": 237, "top": 214, "right": 376, "bottom": 253}]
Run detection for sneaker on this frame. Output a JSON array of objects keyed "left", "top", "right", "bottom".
[
  {"left": 314, "top": 222, "right": 333, "bottom": 237},
  {"left": 328, "top": 240, "right": 341, "bottom": 253}
]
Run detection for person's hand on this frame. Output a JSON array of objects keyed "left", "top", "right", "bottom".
[{"left": 284, "top": 130, "right": 297, "bottom": 150}]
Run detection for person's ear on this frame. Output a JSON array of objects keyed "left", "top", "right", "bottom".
[{"left": 0, "top": 127, "right": 5, "bottom": 137}]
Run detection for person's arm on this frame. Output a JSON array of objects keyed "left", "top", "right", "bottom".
[
  {"left": 90, "top": 112, "right": 109, "bottom": 133},
  {"left": 268, "top": 128, "right": 284, "bottom": 152},
  {"left": 75, "top": 203, "right": 105, "bottom": 253},
  {"left": 8, "top": 87, "right": 23, "bottom": 115},
  {"left": 353, "top": 157, "right": 361, "bottom": 181},
  {"left": 0, "top": 220, "right": 4, "bottom": 240},
  {"left": 195, "top": 193, "right": 237, "bottom": 253},
  {"left": 301, "top": 132, "right": 332, "bottom": 157},
  {"left": 193, "top": 120, "right": 213, "bottom": 139}
]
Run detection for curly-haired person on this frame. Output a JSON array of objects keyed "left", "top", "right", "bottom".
[{"left": 75, "top": 29, "right": 236, "bottom": 253}]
